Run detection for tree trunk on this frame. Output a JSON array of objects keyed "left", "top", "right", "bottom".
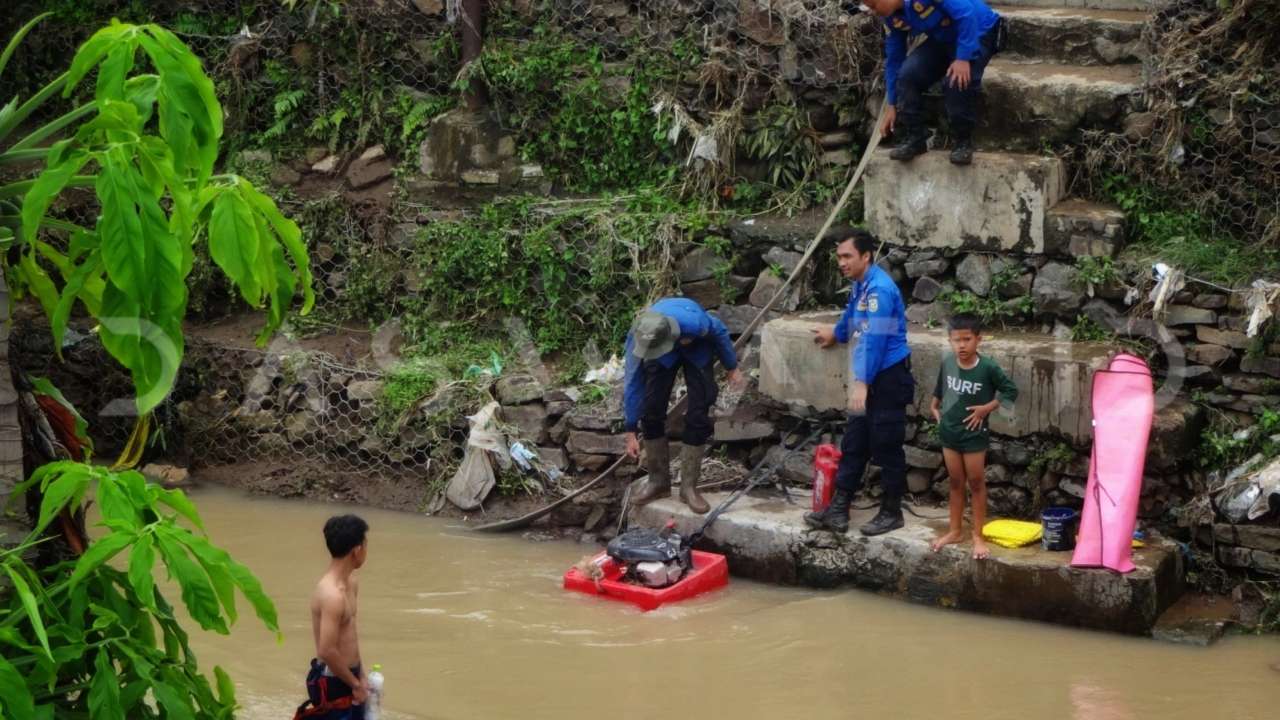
[
  {"left": 460, "top": 0, "right": 489, "bottom": 110},
  {"left": 0, "top": 273, "right": 26, "bottom": 539}
]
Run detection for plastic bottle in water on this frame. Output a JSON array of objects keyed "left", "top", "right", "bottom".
[{"left": 365, "top": 664, "right": 385, "bottom": 720}]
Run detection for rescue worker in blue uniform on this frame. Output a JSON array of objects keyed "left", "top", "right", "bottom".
[
  {"left": 805, "top": 228, "right": 914, "bottom": 536},
  {"left": 863, "top": 0, "right": 1003, "bottom": 165},
  {"left": 623, "top": 297, "right": 743, "bottom": 514}
]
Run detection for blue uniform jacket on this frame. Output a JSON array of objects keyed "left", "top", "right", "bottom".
[
  {"left": 884, "top": 0, "right": 1001, "bottom": 103},
  {"left": 833, "top": 264, "right": 910, "bottom": 385},
  {"left": 623, "top": 298, "right": 738, "bottom": 431}
]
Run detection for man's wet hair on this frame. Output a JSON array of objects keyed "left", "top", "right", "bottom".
[
  {"left": 323, "top": 514, "right": 368, "bottom": 558},
  {"left": 826, "top": 226, "right": 878, "bottom": 258},
  {"left": 948, "top": 313, "right": 983, "bottom": 334}
]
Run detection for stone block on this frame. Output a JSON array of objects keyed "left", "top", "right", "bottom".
[
  {"left": 714, "top": 413, "right": 776, "bottom": 442},
  {"left": 759, "top": 314, "right": 1110, "bottom": 443},
  {"left": 538, "top": 446, "right": 569, "bottom": 471},
  {"left": 980, "top": 61, "right": 1140, "bottom": 148},
  {"left": 681, "top": 279, "right": 723, "bottom": 309},
  {"left": 345, "top": 379, "right": 383, "bottom": 402},
  {"left": 1164, "top": 305, "right": 1217, "bottom": 326},
  {"left": 566, "top": 407, "right": 618, "bottom": 432},
  {"left": 956, "top": 254, "right": 994, "bottom": 296},
  {"left": 1241, "top": 355, "right": 1280, "bottom": 379},
  {"left": 913, "top": 277, "right": 945, "bottom": 303},
  {"left": 867, "top": 150, "right": 1064, "bottom": 253},
  {"left": 496, "top": 374, "right": 545, "bottom": 405},
  {"left": 1186, "top": 343, "right": 1235, "bottom": 367},
  {"left": 1145, "top": 399, "right": 1205, "bottom": 472},
  {"left": 1214, "top": 524, "right": 1280, "bottom": 554},
  {"left": 713, "top": 305, "right": 776, "bottom": 337},
  {"left": 749, "top": 270, "right": 801, "bottom": 311},
  {"left": 1032, "top": 261, "right": 1086, "bottom": 316},
  {"left": 503, "top": 403, "right": 549, "bottom": 444},
  {"left": 1043, "top": 199, "right": 1125, "bottom": 258},
  {"left": 1193, "top": 293, "right": 1229, "bottom": 310},
  {"left": 346, "top": 145, "right": 393, "bottom": 190},
  {"left": 567, "top": 431, "right": 628, "bottom": 456},
  {"left": 905, "top": 259, "right": 949, "bottom": 278},
  {"left": 677, "top": 246, "right": 729, "bottom": 283},
  {"left": 1223, "top": 374, "right": 1278, "bottom": 395},
  {"left": 905, "top": 446, "right": 943, "bottom": 470},
  {"left": 1196, "top": 325, "right": 1249, "bottom": 349},
  {"left": 999, "top": 6, "right": 1144, "bottom": 66},
  {"left": 737, "top": 0, "right": 785, "bottom": 46}
]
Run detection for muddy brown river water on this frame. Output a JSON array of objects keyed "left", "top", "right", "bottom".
[{"left": 178, "top": 486, "right": 1277, "bottom": 719}]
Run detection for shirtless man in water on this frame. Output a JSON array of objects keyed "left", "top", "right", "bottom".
[{"left": 299, "top": 514, "right": 369, "bottom": 719}]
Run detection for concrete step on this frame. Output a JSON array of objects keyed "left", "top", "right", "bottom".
[
  {"left": 635, "top": 490, "right": 1184, "bottom": 635},
  {"left": 995, "top": 6, "right": 1147, "bottom": 66},
  {"left": 759, "top": 314, "right": 1112, "bottom": 444},
  {"left": 1045, "top": 198, "right": 1127, "bottom": 257},
  {"left": 993, "top": 0, "right": 1151, "bottom": 11},
  {"left": 979, "top": 59, "right": 1142, "bottom": 145},
  {"left": 865, "top": 149, "right": 1066, "bottom": 254}
]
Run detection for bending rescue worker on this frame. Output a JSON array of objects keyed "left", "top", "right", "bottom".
[{"left": 623, "top": 297, "right": 743, "bottom": 515}]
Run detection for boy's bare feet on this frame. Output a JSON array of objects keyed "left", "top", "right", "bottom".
[
  {"left": 931, "top": 530, "right": 964, "bottom": 552},
  {"left": 972, "top": 536, "right": 990, "bottom": 560}
]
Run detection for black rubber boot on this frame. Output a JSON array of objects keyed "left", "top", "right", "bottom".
[
  {"left": 804, "top": 487, "right": 853, "bottom": 534},
  {"left": 949, "top": 136, "right": 974, "bottom": 166},
  {"left": 889, "top": 130, "right": 928, "bottom": 161},
  {"left": 859, "top": 494, "right": 904, "bottom": 536}
]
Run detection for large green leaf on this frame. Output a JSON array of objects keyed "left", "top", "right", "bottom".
[
  {"left": 154, "top": 528, "right": 228, "bottom": 634},
  {"left": 127, "top": 532, "right": 157, "bottom": 612},
  {"left": 156, "top": 487, "right": 205, "bottom": 533},
  {"left": 1, "top": 563, "right": 52, "bottom": 661},
  {"left": 0, "top": 13, "right": 50, "bottom": 84},
  {"left": 153, "top": 679, "right": 196, "bottom": 720},
  {"left": 96, "top": 148, "right": 148, "bottom": 303},
  {"left": 34, "top": 463, "right": 92, "bottom": 535},
  {"left": 87, "top": 649, "right": 124, "bottom": 720},
  {"left": 69, "top": 531, "right": 135, "bottom": 587},
  {"left": 0, "top": 654, "right": 36, "bottom": 719},
  {"left": 65, "top": 22, "right": 135, "bottom": 93},
  {"left": 209, "top": 190, "right": 263, "bottom": 303},
  {"left": 19, "top": 140, "right": 90, "bottom": 246}
]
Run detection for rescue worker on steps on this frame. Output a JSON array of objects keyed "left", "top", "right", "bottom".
[
  {"left": 805, "top": 228, "right": 914, "bottom": 536},
  {"left": 623, "top": 298, "right": 743, "bottom": 514},
  {"left": 862, "top": 0, "right": 1004, "bottom": 166}
]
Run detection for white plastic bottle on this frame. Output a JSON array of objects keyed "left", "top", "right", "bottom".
[{"left": 365, "top": 663, "right": 385, "bottom": 720}]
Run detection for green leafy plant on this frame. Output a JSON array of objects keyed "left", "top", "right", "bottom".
[
  {"left": 1073, "top": 255, "right": 1118, "bottom": 289},
  {"left": 1197, "top": 408, "right": 1280, "bottom": 472},
  {"left": 740, "top": 99, "right": 820, "bottom": 191},
  {"left": 0, "top": 463, "right": 280, "bottom": 717},
  {"left": 1, "top": 16, "right": 314, "bottom": 415},
  {"left": 939, "top": 290, "right": 1030, "bottom": 328},
  {"left": 1070, "top": 314, "right": 1112, "bottom": 343}
]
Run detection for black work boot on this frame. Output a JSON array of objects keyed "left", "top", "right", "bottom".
[
  {"left": 949, "top": 136, "right": 974, "bottom": 166},
  {"left": 804, "top": 487, "right": 853, "bottom": 534},
  {"left": 859, "top": 494, "right": 904, "bottom": 536},
  {"left": 889, "top": 129, "right": 928, "bottom": 161}
]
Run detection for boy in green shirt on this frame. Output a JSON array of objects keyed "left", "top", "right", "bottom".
[{"left": 929, "top": 313, "right": 1018, "bottom": 559}]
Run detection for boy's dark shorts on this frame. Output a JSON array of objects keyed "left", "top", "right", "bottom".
[
  {"left": 939, "top": 426, "right": 990, "bottom": 454},
  {"left": 294, "top": 659, "right": 364, "bottom": 720}
]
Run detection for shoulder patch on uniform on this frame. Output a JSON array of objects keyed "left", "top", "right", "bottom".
[
  {"left": 912, "top": 1, "right": 924, "bottom": 12},
  {"left": 868, "top": 294, "right": 879, "bottom": 313},
  {"left": 892, "top": 17, "right": 906, "bottom": 29}
]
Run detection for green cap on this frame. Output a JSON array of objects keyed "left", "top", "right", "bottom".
[{"left": 631, "top": 311, "right": 680, "bottom": 360}]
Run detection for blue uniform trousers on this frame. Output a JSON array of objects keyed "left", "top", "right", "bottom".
[
  {"left": 896, "top": 23, "right": 1000, "bottom": 138},
  {"left": 836, "top": 357, "right": 915, "bottom": 499},
  {"left": 640, "top": 358, "right": 718, "bottom": 446}
]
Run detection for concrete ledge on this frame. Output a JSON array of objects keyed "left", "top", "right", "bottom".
[
  {"left": 635, "top": 490, "right": 1184, "bottom": 635},
  {"left": 759, "top": 314, "right": 1112, "bottom": 444},
  {"left": 865, "top": 150, "right": 1064, "bottom": 254}
]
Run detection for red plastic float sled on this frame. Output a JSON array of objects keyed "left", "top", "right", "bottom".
[{"left": 563, "top": 550, "right": 729, "bottom": 611}]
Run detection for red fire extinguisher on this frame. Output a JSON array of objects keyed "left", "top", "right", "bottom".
[{"left": 812, "top": 444, "right": 842, "bottom": 512}]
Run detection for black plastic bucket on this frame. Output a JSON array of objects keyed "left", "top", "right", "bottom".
[{"left": 1042, "top": 507, "right": 1079, "bottom": 551}]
